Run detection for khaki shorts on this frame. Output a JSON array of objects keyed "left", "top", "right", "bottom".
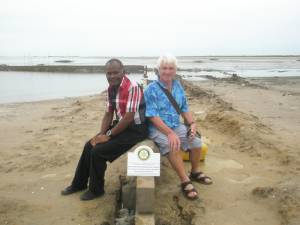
[{"left": 149, "top": 123, "right": 202, "bottom": 155}]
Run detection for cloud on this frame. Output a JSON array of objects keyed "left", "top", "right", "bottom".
[{"left": 0, "top": 0, "right": 299, "bottom": 56}]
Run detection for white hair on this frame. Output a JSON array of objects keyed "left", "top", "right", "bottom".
[{"left": 157, "top": 54, "right": 177, "bottom": 69}]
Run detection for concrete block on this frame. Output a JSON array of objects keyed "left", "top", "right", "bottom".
[
  {"left": 130, "top": 139, "right": 159, "bottom": 153},
  {"left": 136, "top": 176, "right": 155, "bottom": 213},
  {"left": 135, "top": 213, "right": 155, "bottom": 225}
]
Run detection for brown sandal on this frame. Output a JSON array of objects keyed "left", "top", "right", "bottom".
[
  {"left": 189, "top": 172, "right": 213, "bottom": 185},
  {"left": 181, "top": 181, "right": 198, "bottom": 200}
]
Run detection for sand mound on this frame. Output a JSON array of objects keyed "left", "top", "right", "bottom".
[
  {"left": 252, "top": 178, "right": 300, "bottom": 225},
  {"left": 181, "top": 79, "right": 285, "bottom": 160}
]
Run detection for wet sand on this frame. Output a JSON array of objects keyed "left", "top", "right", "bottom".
[{"left": 0, "top": 77, "right": 299, "bottom": 225}]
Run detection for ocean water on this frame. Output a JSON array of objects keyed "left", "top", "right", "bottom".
[
  {"left": 0, "top": 72, "right": 143, "bottom": 104},
  {"left": 1, "top": 56, "right": 300, "bottom": 104}
]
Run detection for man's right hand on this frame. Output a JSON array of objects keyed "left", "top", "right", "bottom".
[
  {"left": 90, "top": 135, "right": 98, "bottom": 147},
  {"left": 167, "top": 131, "right": 181, "bottom": 152},
  {"left": 90, "top": 134, "right": 110, "bottom": 147}
]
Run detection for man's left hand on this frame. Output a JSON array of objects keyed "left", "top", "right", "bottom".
[{"left": 189, "top": 123, "right": 197, "bottom": 139}]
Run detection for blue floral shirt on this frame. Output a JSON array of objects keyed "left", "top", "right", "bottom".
[{"left": 144, "top": 79, "right": 189, "bottom": 132}]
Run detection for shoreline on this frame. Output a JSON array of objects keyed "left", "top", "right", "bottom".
[
  {"left": 0, "top": 93, "right": 103, "bottom": 106},
  {"left": 1, "top": 75, "right": 300, "bottom": 106}
]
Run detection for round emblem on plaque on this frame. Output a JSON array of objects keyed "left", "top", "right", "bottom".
[{"left": 137, "top": 148, "right": 150, "bottom": 160}]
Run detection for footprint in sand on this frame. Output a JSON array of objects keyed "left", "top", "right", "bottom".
[
  {"left": 205, "top": 156, "right": 244, "bottom": 173},
  {"left": 41, "top": 173, "right": 57, "bottom": 179}
]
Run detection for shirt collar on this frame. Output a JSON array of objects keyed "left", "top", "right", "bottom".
[
  {"left": 119, "top": 75, "right": 127, "bottom": 89},
  {"left": 156, "top": 78, "right": 175, "bottom": 89}
]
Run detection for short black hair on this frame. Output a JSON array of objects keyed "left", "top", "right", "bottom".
[{"left": 105, "top": 58, "right": 124, "bottom": 69}]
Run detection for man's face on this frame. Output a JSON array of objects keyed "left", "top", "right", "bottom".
[
  {"left": 159, "top": 63, "right": 176, "bottom": 83},
  {"left": 105, "top": 62, "right": 124, "bottom": 87}
]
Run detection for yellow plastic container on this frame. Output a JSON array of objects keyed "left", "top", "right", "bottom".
[{"left": 181, "top": 143, "right": 208, "bottom": 162}]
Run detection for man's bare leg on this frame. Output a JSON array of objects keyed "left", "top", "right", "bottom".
[
  {"left": 167, "top": 150, "right": 189, "bottom": 182},
  {"left": 167, "top": 150, "right": 197, "bottom": 198},
  {"left": 190, "top": 147, "right": 201, "bottom": 173},
  {"left": 189, "top": 147, "right": 212, "bottom": 184}
]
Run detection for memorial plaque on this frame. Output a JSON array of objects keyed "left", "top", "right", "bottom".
[{"left": 127, "top": 145, "right": 160, "bottom": 177}]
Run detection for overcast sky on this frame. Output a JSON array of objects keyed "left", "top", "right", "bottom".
[{"left": 1, "top": 0, "right": 299, "bottom": 56}]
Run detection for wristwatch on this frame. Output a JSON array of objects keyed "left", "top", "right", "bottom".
[
  {"left": 185, "top": 121, "right": 195, "bottom": 126},
  {"left": 106, "top": 129, "right": 113, "bottom": 137}
]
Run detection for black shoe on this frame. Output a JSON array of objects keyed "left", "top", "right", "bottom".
[
  {"left": 61, "top": 185, "right": 86, "bottom": 196},
  {"left": 80, "top": 190, "right": 104, "bottom": 201}
]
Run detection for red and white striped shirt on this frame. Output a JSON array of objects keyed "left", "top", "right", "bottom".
[{"left": 106, "top": 75, "right": 145, "bottom": 124}]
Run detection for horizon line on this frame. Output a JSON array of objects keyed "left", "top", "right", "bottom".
[{"left": 1, "top": 54, "right": 300, "bottom": 58}]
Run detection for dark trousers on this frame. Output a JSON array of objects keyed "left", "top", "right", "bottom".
[{"left": 71, "top": 124, "right": 147, "bottom": 194}]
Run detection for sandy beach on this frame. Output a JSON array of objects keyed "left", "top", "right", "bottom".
[{"left": 0, "top": 76, "right": 299, "bottom": 225}]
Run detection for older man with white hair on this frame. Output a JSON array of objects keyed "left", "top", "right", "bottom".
[{"left": 144, "top": 54, "right": 212, "bottom": 200}]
